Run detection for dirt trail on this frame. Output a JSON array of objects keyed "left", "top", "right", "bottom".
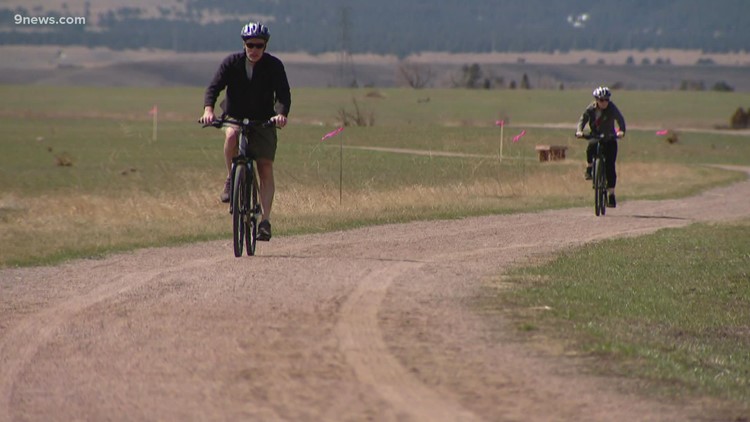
[{"left": 1, "top": 167, "right": 748, "bottom": 421}]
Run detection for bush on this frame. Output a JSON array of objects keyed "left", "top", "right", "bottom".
[
  {"left": 730, "top": 107, "right": 749, "bottom": 129},
  {"left": 712, "top": 81, "right": 734, "bottom": 92},
  {"left": 338, "top": 98, "right": 375, "bottom": 127}
]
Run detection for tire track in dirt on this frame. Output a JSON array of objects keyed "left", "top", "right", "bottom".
[
  {"left": 0, "top": 256, "right": 229, "bottom": 422},
  {"left": 0, "top": 271, "right": 154, "bottom": 422},
  {"left": 337, "top": 262, "right": 481, "bottom": 422}
]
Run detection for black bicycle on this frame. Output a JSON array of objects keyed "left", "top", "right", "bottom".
[
  {"left": 581, "top": 133, "right": 617, "bottom": 216},
  {"left": 202, "top": 117, "right": 274, "bottom": 256}
]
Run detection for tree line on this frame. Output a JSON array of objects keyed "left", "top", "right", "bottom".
[{"left": 1, "top": 0, "right": 748, "bottom": 55}]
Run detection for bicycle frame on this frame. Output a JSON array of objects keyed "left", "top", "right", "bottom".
[{"left": 230, "top": 128, "right": 262, "bottom": 220}]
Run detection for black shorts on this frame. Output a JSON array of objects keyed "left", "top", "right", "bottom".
[{"left": 224, "top": 122, "right": 278, "bottom": 161}]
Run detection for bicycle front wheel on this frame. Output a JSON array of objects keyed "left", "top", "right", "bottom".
[
  {"left": 232, "top": 164, "right": 246, "bottom": 257},
  {"left": 594, "top": 158, "right": 607, "bottom": 216},
  {"left": 245, "top": 172, "right": 258, "bottom": 256}
]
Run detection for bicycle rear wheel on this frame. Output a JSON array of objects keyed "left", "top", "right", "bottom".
[
  {"left": 245, "top": 172, "right": 258, "bottom": 256},
  {"left": 232, "top": 164, "right": 246, "bottom": 257}
]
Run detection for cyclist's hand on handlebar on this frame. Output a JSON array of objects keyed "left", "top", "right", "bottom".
[
  {"left": 199, "top": 107, "right": 216, "bottom": 125},
  {"left": 616, "top": 130, "right": 625, "bottom": 138},
  {"left": 575, "top": 131, "right": 584, "bottom": 138},
  {"left": 271, "top": 114, "right": 287, "bottom": 128}
]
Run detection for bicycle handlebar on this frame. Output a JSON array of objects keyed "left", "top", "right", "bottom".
[
  {"left": 577, "top": 132, "right": 619, "bottom": 141},
  {"left": 200, "top": 117, "right": 276, "bottom": 129}
]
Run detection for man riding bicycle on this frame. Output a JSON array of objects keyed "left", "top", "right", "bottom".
[
  {"left": 199, "top": 22, "right": 291, "bottom": 241},
  {"left": 575, "top": 86, "right": 626, "bottom": 208}
]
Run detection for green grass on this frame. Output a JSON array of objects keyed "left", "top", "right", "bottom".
[
  {"left": 4, "top": 85, "right": 750, "bottom": 127},
  {"left": 0, "top": 85, "right": 748, "bottom": 267},
  {"left": 495, "top": 220, "right": 750, "bottom": 410},
  {"left": 292, "top": 88, "right": 750, "bottom": 129}
]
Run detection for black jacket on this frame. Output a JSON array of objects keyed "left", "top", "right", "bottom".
[
  {"left": 204, "top": 51, "right": 291, "bottom": 120},
  {"left": 577, "top": 101, "right": 626, "bottom": 136}
]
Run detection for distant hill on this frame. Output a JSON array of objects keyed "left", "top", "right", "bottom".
[
  {"left": 1, "top": 0, "right": 749, "bottom": 55},
  {"left": 2, "top": 46, "right": 749, "bottom": 92}
]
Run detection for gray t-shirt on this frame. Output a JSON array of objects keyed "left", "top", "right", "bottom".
[{"left": 245, "top": 56, "right": 253, "bottom": 80}]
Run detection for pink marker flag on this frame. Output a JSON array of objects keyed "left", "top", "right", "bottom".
[
  {"left": 321, "top": 127, "right": 344, "bottom": 141},
  {"left": 495, "top": 119, "right": 505, "bottom": 127},
  {"left": 512, "top": 129, "right": 526, "bottom": 143},
  {"left": 656, "top": 130, "right": 669, "bottom": 136},
  {"left": 148, "top": 104, "right": 158, "bottom": 115}
]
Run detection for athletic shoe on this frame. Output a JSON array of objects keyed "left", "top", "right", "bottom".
[
  {"left": 584, "top": 167, "right": 593, "bottom": 180},
  {"left": 220, "top": 177, "right": 231, "bottom": 203},
  {"left": 258, "top": 219, "right": 272, "bottom": 241},
  {"left": 608, "top": 193, "right": 617, "bottom": 208}
]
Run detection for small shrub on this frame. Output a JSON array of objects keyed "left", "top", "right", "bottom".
[
  {"left": 730, "top": 108, "right": 749, "bottom": 129},
  {"left": 338, "top": 98, "right": 375, "bottom": 127},
  {"left": 365, "top": 90, "right": 386, "bottom": 98},
  {"left": 712, "top": 81, "right": 734, "bottom": 92},
  {"left": 55, "top": 152, "right": 74, "bottom": 167},
  {"left": 520, "top": 73, "right": 532, "bottom": 90}
]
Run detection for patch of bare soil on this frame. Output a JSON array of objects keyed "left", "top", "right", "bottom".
[{"left": 1, "top": 167, "right": 748, "bottom": 421}]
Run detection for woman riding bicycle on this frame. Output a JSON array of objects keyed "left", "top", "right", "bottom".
[{"left": 575, "top": 86, "right": 626, "bottom": 208}]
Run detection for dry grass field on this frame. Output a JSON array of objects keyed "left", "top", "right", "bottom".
[{"left": 2, "top": 79, "right": 749, "bottom": 267}]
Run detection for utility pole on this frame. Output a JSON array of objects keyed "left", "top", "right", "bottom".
[{"left": 338, "top": 6, "right": 357, "bottom": 87}]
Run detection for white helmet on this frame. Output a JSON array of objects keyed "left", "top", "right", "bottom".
[
  {"left": 592, "top": 86, "right": 611, "bottom": 100},
  {"left": 240, "top": 22, "right": 270, "bottom": 41}
]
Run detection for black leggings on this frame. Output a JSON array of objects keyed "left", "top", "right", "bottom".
[{"left": 586, "top": 140, "right": 618, "bottom": 189}]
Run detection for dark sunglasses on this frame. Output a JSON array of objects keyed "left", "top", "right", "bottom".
[
  {"left": 244, "top": 42, "right": 266, "bottom": 49},
  {"left": 597, "top": 98, "right": 610, "bottom": 102}
]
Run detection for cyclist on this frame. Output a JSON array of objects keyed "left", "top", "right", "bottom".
[
  {"left": 199, "top": 22, "right": 291, "bottom": 241},
  {"left": 575, "top": 86, "right": 626, "bottom": 208}
]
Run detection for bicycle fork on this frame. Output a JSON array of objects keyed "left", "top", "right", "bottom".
[
  {"left": 229, "top": 158, "right": 262, "bottom": 222},
  {"left": 248, "top": 162, "right": 262, "bottom": 222}
]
